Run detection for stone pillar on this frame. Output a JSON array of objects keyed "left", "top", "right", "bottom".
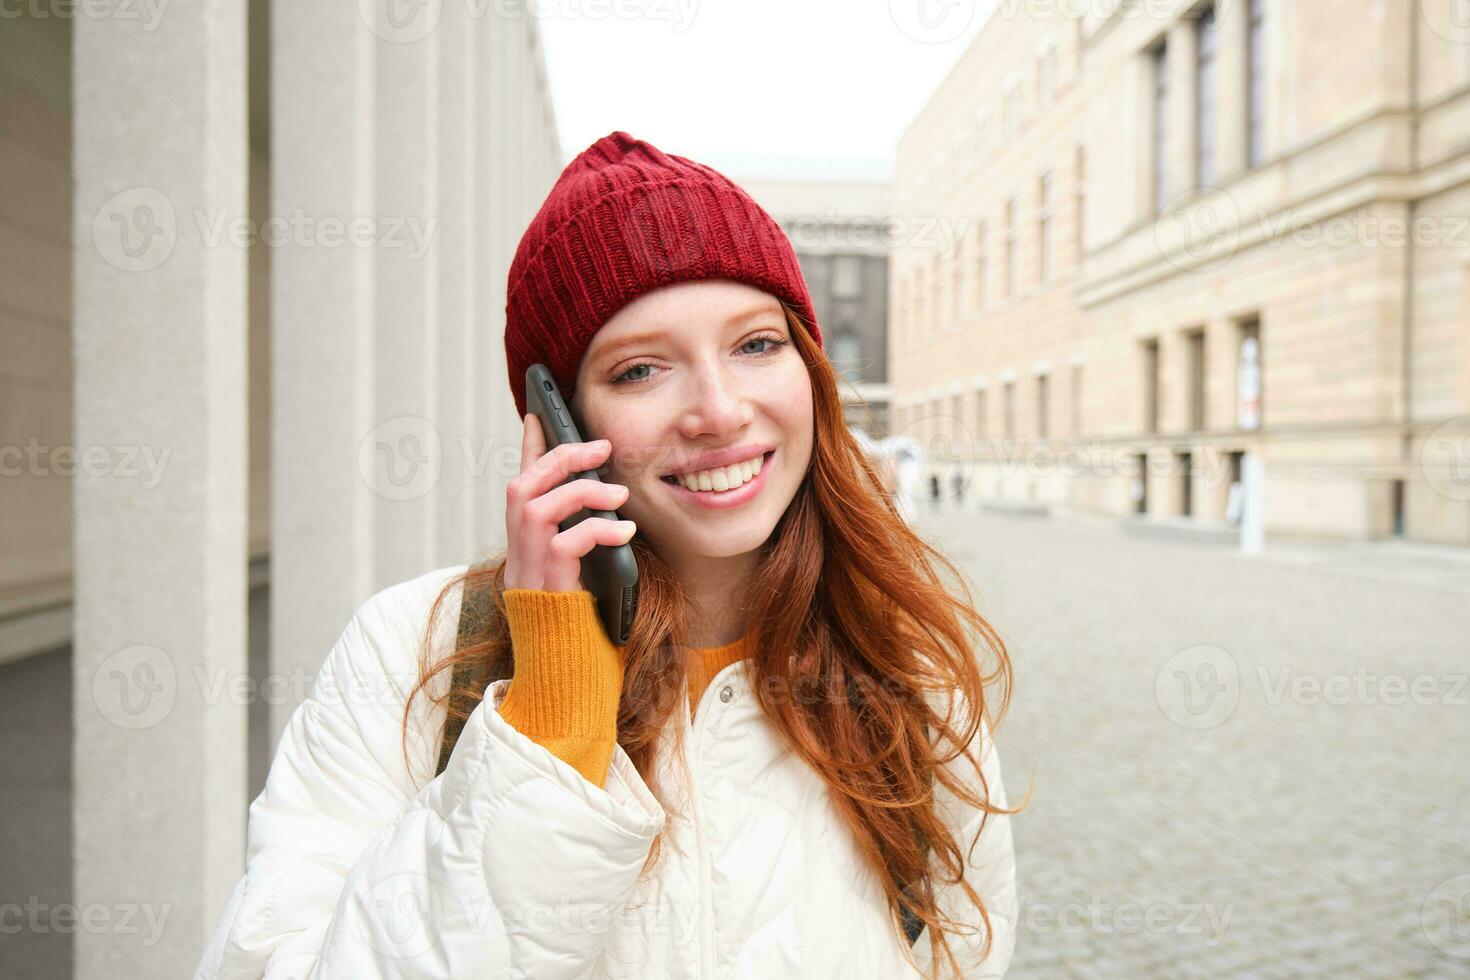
[
  {"left": 1165, "top": 18, "right": 1199, "bottom": 202},
  {"left": 268, "top": 1, "right": 377, "bottom": 746},
  {"left": 72, "top": 3, "right": 247, "bottom": 975},
  {"left": 1158, "top": 328, "right": 1188, "bottom": 435},
  {"left": 1214, "top": 0, "right": 1250, "bottom": 183},
  {"left": 1126, "top": 48, "right": 1153, "bottom": 222},
  {"left": 471, "top": 7, "right": 516, "bottom": 558},
  {"left": 435, "top": 0, "right": 481, "bottom": 567},
  {"left": 370, "top": 9, "right": 441, "bottom": 590}
]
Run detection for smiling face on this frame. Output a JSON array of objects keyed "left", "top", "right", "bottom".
[{"left": 570, "top": 278, "right": 815, "bottom": 567}]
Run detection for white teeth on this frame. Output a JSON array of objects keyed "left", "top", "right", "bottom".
[{"left": 675, "top": 454, "right": 765, "bottom": 493}]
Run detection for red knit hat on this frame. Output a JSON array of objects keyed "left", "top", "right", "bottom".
[{"left": 504, "top": 130, "right": 823, "bottom": 418}]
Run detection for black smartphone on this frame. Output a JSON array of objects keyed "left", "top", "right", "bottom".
[{"left": 525, "top": 364, "right": 640, "bottom": 644}]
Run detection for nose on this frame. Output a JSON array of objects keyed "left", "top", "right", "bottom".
[{"left": 678, "top": 361, "right": 752, "bottom": 439}]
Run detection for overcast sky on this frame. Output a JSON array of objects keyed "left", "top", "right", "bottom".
[{"left": 537, "top": 0, "right": 996, "bottom": 183}]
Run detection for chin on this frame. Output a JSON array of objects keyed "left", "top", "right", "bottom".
[
  {"left": 644, "top": 507, "right": 781, "bottom": 560},
  {"left": 704, "top": 528, "right": 777, "bottom": 558}
]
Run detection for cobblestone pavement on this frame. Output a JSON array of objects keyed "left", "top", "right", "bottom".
[{"left": 908, "top": 502, "right": 1470, "bottom": 979}]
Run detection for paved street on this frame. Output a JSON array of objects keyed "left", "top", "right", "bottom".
[{"left": 908, "top": 502, "right": 1470, "bottom": 979}]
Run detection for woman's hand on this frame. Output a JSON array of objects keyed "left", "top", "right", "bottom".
[{"left": 505, "top": 413, "right": 637, "bottom": 593}]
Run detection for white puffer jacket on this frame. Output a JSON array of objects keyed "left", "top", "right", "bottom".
[{"left": 195, "top": 563, "right": 1018, "bottom": 979}]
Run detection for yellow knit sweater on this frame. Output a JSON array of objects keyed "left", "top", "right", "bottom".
[{"left": 497, "top": 589, "right": 753, "bottom": 788}]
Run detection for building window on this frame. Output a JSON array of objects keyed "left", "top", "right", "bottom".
[
  {"left": 1142, "top": 338, "right": 1160, "bottom": 433},
  {"left": 1074, "top": 144, "right": 1086, "bottom": 263},
  {"left": 1151, "top": 42, "right": 1168, "bottom": 212},
  {"left": 895, "top": 278, "right": 907, "bottom": 343},
  {"left": 1037, "top": 172, "right": 1054, "bottom": 287},
  {"left": 1004, "top": 79, "right": 1021, "bottom": 136},
  {"left": 1247, "top": 0, "right": 1267, "bottom": 167},
  {"left": 831, "top": 255, "right": 861, "bottom": 299},
  {"left": 975, "top": 222, "right": 989, "bottom": 313},
  {"left": 1196, "top": 5, "right": 1218, "bottom": 188},
  {"left": 1005, "top": 198, "right": 1019, "bottom": 301},
  {"left": 1071, "top": 363, "right": 1084, "bottom": 434},
  {"left": 1004, "top": 381, "right": 1017, "bottom": 439},
  {"left": 1237, "top": 315, "right": 1263, "bottom": 426},
  {"left": 1186, "top": 327, "right": 1206, "bottom": 430},
  {"left": 951, "top": 242, "right": 964, "bottom": 322},
  {"left": 912, "top": 267, "right": 925, "bottom": 345},
  {"left": 976, "top": 388, "right": 988, "bottom": 439},
  {"left": 1036, "top": 373, "right": 1050, "bottom": 438},
  {"left": 1037, "top": 45, "right": 1057, "bottom": 110},
  {"left": 931, "top": 254, "right": 943, "bottom": 334},
  {"left": 832, "top": 329, "right": 863, "bottom": 384}
]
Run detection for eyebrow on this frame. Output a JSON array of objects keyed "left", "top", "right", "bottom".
[{"left": 591, "top": 303, "right": 784, "bottom": 364}]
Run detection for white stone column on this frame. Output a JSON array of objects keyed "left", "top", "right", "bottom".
[
  {"left": 72, "top": 3, "right": 247, "bottom": 976},
  {"left": 435, "top": 0, "right": 482, "bottom": 566},
  {"left": 471, "top": 7, "right": 516, "bottom": 557},
  {"left": 268, "top": 1, "right": 377, "bottom": 746},
  {"left": 370, "top": 8, "right": 441, "bottom": 590}
]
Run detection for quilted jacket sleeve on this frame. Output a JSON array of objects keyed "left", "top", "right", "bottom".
[
  {"left": 907, "top": 697, "right": 1019, "bottom": 979},
  {"left": 193, "top": 565, "right": 666, "bottom": 980}
]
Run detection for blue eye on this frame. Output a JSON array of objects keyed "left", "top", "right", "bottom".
[
  {"left": 615, "top": 363, "right": 654, "bottom": 384},
  {"left": 741, "top": 334, "right": 789, "bottom": 355},
  {"left": 610, "top": 332, "right": 789, "bottom": 386}
]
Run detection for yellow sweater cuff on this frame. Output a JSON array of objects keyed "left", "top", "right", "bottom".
[{"left": 496, "top": 589, "right": 624, "bottom": 787}]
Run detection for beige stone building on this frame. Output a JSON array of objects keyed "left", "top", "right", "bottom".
[
  {"left": 892, "top": 0, "right": 1470, "bottom": 546},
  {"left": 739, "top": 177, "right": 894, "bottom": 434}
]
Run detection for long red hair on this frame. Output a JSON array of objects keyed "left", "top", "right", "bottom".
[{"left": 401, "top": 300, "right": 1026, "bottom": 978}]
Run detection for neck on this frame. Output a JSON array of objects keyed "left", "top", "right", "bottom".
[{"left": 666, "top": 546, "right": 761, "bottom": 649}]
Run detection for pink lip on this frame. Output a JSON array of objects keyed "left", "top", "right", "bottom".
[
  {"left": 661, "top": 451, "right": 774, "bottom": 511},
  {"left": 662, "top": 443, "right": 775, "bottom": 478}
]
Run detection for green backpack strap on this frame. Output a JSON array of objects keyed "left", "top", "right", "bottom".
[{"left": 434, "top": 565, "right": 502, "bottom": 778}]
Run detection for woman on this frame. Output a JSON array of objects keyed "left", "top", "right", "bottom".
[{"left": 196, "top": 131, "right": 1024, "bottom": 979}]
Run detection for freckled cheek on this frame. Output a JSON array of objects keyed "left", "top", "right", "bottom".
[
  {"left": 599, "top": 432, "right": 665, "bottom": 488},
  {"left": 760, "top": 368, "right": 814, "bottom": 430}
]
